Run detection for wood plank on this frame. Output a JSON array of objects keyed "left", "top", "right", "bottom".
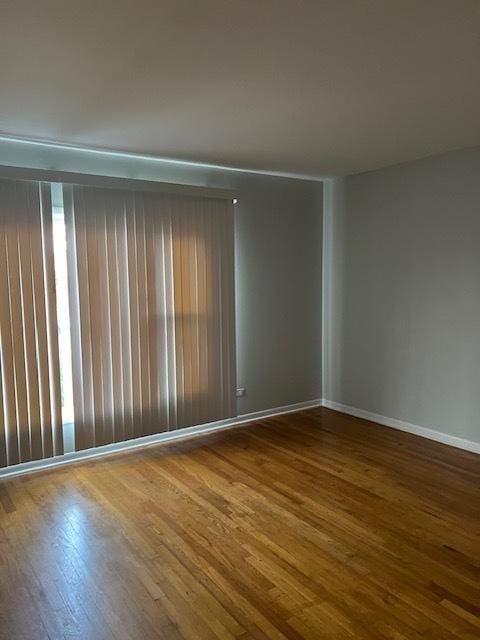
[{"left": 0, "top": 407, "right": 478, "bottom": 639}]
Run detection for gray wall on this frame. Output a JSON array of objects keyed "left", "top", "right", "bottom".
[
  {"left": 233, "top": 173, "right": 323, "bottom": 412},
  {"left": 324, "top": 147, "right": 480, "bottom": 444},
  {"left": 0, "top": 139, "right": 323, "bottom": 415}
]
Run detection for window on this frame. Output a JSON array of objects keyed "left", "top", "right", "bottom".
[
  {"left": 0, "top": 176, "right": 235, "bottom": 467},
  {"left": 51, "top": 185, "right": 75, "bottom": 453}
]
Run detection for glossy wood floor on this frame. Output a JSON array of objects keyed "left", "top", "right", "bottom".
[{"left": 1, "top": 407, "right": 479, "bottom": 640}]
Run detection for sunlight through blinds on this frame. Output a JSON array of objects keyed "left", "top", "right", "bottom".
[{"left": 63, "top": 185, "right": 235, "bottom": 451}]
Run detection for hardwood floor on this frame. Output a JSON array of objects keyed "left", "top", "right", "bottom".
[{"left": 0, "top": 407, "right": 479, "bottom": 639}]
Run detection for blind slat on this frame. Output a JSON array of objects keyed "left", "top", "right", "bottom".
[
  {"left": 7, "top": 191, "right": 30, "bottom": 461},
  {"left": 18, "top": 183, "right": 42, "bottom": 459},
  {"left": 31, "top": 186, "right": 53, "bottom": 458},
  {"left": 135, "top": 196, "right": 152, "bottom": 436},
  {"left": 145, "top": 199, "right": 160, "bottom": 431},
  {"left": 118, "top": 200, "right": 134, "bottom": 440},
  {"left": 97, "top": 196, "right": 114, "bottom": 445},
  {"left": 0, "top": 194, "right": 18, "bottom": 466},
  {"left": 126, "top": 193, "right": 142, "bottom": 439},
  {"left": 0, "top": 210, "right": 17, "bottom": 466},
  {"left": 163, "top": 214, "right": 177, "bottom": 427},
  {"left": 105, "top": 196, "right": 124, "bottom": 442}
]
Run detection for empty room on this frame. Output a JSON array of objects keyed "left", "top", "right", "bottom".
[{"left": 0, "top": 2, "right": 479, "bottom": 639}]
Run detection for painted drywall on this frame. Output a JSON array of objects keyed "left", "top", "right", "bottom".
[
  {"left": 324, "top": 147, "right": 480, "bottom": 445},
  {"left": 0, "top": 139, "right": 323, "bottom": 415}
]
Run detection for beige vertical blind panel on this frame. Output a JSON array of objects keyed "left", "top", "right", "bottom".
[
  {"left": 0, "top": 178, "right": 63, "bottom": 467},
  {"left": 63, "top": 185, "right": 236, "bottom": 451}
]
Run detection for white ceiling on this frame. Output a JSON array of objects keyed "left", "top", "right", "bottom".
[{"left": 1, "top": 1, "right": 479, "bottom": 177}]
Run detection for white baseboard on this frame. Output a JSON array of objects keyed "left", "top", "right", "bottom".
[
  {"left": 4, "top": 397, "right": 475, "bottom": 479},
  {"left": 0, "top": 398, "right": 323, "bottom": 480},
  {"left": 322, "top": 399, "right": 480, "bottom": 454}
]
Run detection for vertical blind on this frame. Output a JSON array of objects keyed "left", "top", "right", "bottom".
[
  {"left": 63, "top": 185, "right": 236, "bottom": 452},
  {"left": 0, "top": 175, "right": 236, "bottom": 468},
  {"left": 0, "top": 178, "right": 63, "bottom": 467}
]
